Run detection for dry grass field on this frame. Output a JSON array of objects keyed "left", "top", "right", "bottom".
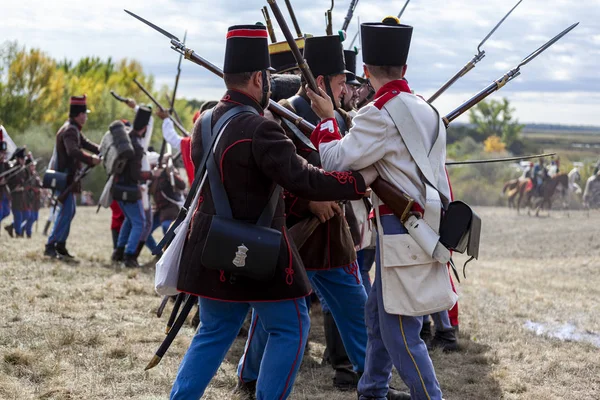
[{"left": 1, "top": 206, "right": 599, "bottom": 400}]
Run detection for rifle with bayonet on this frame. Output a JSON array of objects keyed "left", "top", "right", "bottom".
[
  {"left": 341, "top": 0, "right": 359, "bottom": 32},
  {"left": 132, "top": 78, "right": 189, "bottom": 137},
  {"left": 443, "top": 22, "right": 579, "bottom": 125},
  {"left": 124, "top": 11, "right": 573, "bottom": 369},
  {"left": 428, "top": 0, "right": 523, "bottom": 103},
  {"left": 262, "top": 7, "right": 278, "bottom": 42},
  {"left": 284, "top": 0, "right": 303, "bottom": 37},
  {"left": 325, "top": 0, "right": 334, "bottom": 35}
]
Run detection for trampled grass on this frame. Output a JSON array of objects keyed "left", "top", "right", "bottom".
[{"left": 0, "top": 207, "right": 598, "bottom": 399}]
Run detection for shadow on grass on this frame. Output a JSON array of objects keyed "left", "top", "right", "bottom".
[{"left": 433, "top": 329, "right": 503, "bottom": 400}]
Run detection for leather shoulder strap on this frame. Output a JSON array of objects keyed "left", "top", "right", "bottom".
[
  {"left": 383, "top": 96, "right": 446, "bottom": 201},
  {"left": 334, "top": 110, "right": 349, "bottom": 136},
  {"left": 290, "top": 95, "right": 320, "bottom": 126},
  {"left": 203, "top": 106, "right": 281, "bottom": 227}
]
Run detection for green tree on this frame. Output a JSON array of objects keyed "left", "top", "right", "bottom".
[{"left": 468, "top": 98, "right": 524, "bottom": 153}]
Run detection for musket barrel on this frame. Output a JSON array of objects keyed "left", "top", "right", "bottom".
[
  {"left": 262, "top": 7, "right": 278, "bottom": 43},
  {"left": 443, "top": 80, "right": 499, "bottom": 126},
  {"left": 428, "top": 62, "right": 473, "bottom": 103},
  {"left": 267, "top": 0, "right": 319, "bottom": 92},
  {"left": 284, "top": 0, "right": 303, "bottom": 37},
  {"left": 133, "top": 78, "right": 189, "bottom": 136}
]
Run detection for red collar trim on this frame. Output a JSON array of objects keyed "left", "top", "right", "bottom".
[
  {"left": 374, "top": 79, "right": 412, "bottom": 99},
  {"left": 221, "top": 89, "right": 265, "bottom": 116}
]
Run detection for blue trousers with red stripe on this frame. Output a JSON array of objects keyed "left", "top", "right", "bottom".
[
  {"left": 358, "top": 215, "right": 443, "bottom": 400},
  {"left": 238, "top": 266, "right": 368, "bottom": 383},
  {"left": 171, "top": 297, "right": 309, "bottom": 400}
]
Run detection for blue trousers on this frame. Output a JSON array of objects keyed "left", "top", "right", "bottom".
[
  {"left": 146, "top": 212, "right": 171, "bottom": 254},
  {"left": 12, "top": 209, "right": 25, "bottom": 236},
  {"left": 171, "top": 297, "right": 310, "bottom": 400},
  {"left": 116, "top": 200, "right": 146, "bottom": 255},
  {"left": 358, "top": 216, "right": 443, "bottom": 400},
  {"left": 23, "top": 210, "right": 39, "bottom": 237},
  {"left": 238, "top": 266, "right": 368, "bottom": 383},
  {"left": 0, "top": 194, "right": 10, "bottom": 223},
  {"left": 357, "top": 247, "right": 376, "bottom": 294},
  {"left": 47, "top": 193, "right": 76, "bottom": 245}
]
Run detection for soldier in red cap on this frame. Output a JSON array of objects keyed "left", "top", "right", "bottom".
[
  {"left": 44, "top": 95, "right": 101, "bottom": 259},
  {"left": 169, "top": 23, "right": 378, "bottom": 400}
]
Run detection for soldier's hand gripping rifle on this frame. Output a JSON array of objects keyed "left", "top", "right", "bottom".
[{"left": 428, "top": 0, "right": 523, "bottom": 103}]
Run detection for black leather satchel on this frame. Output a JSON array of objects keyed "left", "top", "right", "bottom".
[
  {"left": 112, "top": 183, "right": 141, "bottom": 202},
  {"left": 199, "top": 108, "right": 281, "bottom": 281},
  {"left": 42, "top": 170, "right": 68, "bottom": 190}
]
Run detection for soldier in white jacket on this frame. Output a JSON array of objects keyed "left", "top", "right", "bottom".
[{"left": 308, "top": 17, "right": 457, "bottom": 400}]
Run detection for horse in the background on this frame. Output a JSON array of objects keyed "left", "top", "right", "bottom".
[
  {"left": 517, "top": 173, "right": 569, "bottom": 216},
  {"left": 503, "top": 178, "right": 525, "bottom": 208}
]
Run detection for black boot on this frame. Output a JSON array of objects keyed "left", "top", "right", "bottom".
[
  {"left": 123, "top": 253, "right": 140, "bottom": 268},
  {"left": 4, "top": 223, "right": 14, "bottom": 238},
  {"left": 111, "top": 229, "right": 120, "bottom": 250},
  {"left": 112, "top": 247, "right": 125, "bottom": 262},
  {"left": 134, "top": 241, "right": 146, "bottom": 258},
  {"left": 420, "top": 319, "right": 432, "bottom": 345},
  {"left": 43, "top": 220, "right": 52, "bottom": 236},
  {"left": 44, "top": 243, "right": 61, "bottom": 259},
  {"left": 429, "top": 328, "right": 459, "bottom": 352},
  {"left": 231, "top": 378, "right": 256, "bottom": 400},
  {"left": 323, "top": 312, "right": 358, "bottom": 391},
  {"left": 55, "top": 242, "right": 75, "bottom": 259},
  {"left": 387, "top": 388, "right": 411, "bottom": 400}
]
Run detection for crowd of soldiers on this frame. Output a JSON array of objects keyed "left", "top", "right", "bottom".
[
  {"left": 0, "top": 15, "right": 470, "bottom": 400},
  {"left": 11, "top": 7, "right": 584, "bottom": 398},
  {"left": 0, "top": 140, "right": 43, "bottom": 239}
]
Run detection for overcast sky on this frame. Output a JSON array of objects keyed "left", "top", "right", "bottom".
[{"left": 2, "top": 0, "right": 599, "bottom": 125}]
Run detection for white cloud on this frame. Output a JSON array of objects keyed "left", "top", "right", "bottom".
[{"left": 0, "top": 0, "right": 598, "bottom": 125}]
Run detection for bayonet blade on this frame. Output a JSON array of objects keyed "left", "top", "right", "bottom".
[
  {"left": 124, "top": 10, "right": 180, "bottom": 42},
  {"left": 478, "top": 0, "right": 523, "bottom": 53},
  {"left": 519, "top": 22, "right": 579, "bottom": 68},
  {"left": 397, "top": 0, "right": 411, "bottom": 19}
]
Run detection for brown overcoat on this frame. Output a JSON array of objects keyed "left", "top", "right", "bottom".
[
  {"left": 279, "top": 92, "right": 358, "bottom": 271},
  {"left": 177, "top": 90, "right": 367, "bottom": 302}
]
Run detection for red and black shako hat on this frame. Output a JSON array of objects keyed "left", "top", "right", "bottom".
[
  {"left": 69, "top": 95, "right": 90, "bottom": 117},
  {"left": 303, "top": 35, "right": 350, "bottom": 77},
  {"left": 361, "top": 17, "right": 413, "bottom": 66},
  {"left": 224, "top": 24, "right": 275, "bottom": 74}
]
